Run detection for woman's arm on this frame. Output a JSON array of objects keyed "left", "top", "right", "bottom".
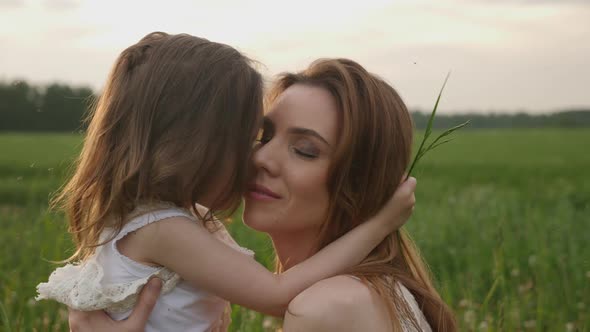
[{"left": 142, "top": 177, "right": 416, "bottom": 317}]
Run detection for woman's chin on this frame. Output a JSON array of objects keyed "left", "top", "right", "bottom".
[{"left": 242, "top": 209, "right": 269, "bottom": 232}]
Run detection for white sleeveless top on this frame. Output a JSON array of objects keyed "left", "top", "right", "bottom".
[
  {"left": 347, "top": 276, "right": 432, "bottom": 332},
  {"left": 36, "top": 203, "right": 254, "bottom": 332},
  {"left": 395, "top": 283, "right": 432, "bottom": 332}
]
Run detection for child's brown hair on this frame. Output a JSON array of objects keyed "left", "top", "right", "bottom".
[{"left": 54, "top": 32, "right": 263, "bottom": 261}]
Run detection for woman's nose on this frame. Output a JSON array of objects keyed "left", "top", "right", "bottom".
[{"left": 252, "top": 140, "right": 280, "bottom": 177}]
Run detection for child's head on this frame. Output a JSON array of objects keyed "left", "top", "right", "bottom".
[{"left": 57, "top": 32, "right": 263, "bottom": 260}]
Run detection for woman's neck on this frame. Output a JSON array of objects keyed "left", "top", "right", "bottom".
[{"left": 269, "top": 228, "right": 319, "bottom": 271}]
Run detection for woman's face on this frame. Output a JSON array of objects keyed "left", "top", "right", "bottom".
[{"left": 242, "top": 84, "right": 339, "bottom": 235}]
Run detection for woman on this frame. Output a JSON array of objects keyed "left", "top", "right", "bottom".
[{"left": 69, "top": 58, "right": 454, "bottom": 331}]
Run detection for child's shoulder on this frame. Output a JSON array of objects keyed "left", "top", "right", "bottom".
[
  {"left": 118, "top": 201, "right": 197, "bottom": 232},
  {"left": 129, "top": 201, "right": 196, "bottom": 220}
]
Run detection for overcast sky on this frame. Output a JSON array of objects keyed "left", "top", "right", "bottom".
[{"left": 1, "top": 0, "right": 588, "bottom": 113}]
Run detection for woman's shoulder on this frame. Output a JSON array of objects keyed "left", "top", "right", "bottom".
[
  {"left": 284, "top": 275, "right": 389, "bottom": 332},
  {"left": 289, "top": 275, "right": 372, "bottom": 309}
]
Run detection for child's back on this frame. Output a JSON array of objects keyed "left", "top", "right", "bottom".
[
  {"left": 98, "top": 205, "right": 228, "bottom": 331},
  {"left": 39, "top": 203, "right": 253, "bottom": 331}
]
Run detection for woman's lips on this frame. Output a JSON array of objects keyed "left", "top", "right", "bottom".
[{"left": 247, "top": 184, "right": 281, "bottom": 201}]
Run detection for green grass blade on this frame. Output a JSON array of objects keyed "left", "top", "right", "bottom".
[
  {"left": 425, "top": 71, "right": 451, "bottom": 137},
  {"left": 406, "top": 71, "right": 452, "bottom": 179},
  {"left": 426, "top": 120, "right": 470, "bottom": 151},
  {"left": 0, "top": 300, "right": 11, "bottom": 332},
  {"left": 434, "top": 120, "right": 471, "bottom": 141},
  {"left": 428, "top": 138, "right": 454, "bottom": 151},
  {"left": 481, "top": 276, "right": 502, "bottom": 311}
]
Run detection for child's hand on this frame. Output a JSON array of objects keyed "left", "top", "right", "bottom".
[{"left": 375, "top": 176, "right": 417, "bottom": 233}]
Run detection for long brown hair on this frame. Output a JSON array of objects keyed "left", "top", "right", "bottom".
[
  {"left": 54, "top": 32, "right": 263, "bottom": 261},
  {"left": 267, "top": 59, "right": 456, "bottom": 331}
]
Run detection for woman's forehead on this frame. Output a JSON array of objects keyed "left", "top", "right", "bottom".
[{"left": 266, "top": 84, "right": 339, "bottom": 142}]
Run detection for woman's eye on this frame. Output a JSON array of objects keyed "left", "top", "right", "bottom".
[
  {"left": 294, "top": 148, "right": 317, "bottom": 159},
  {"left": 292, "top": 142, "right": 319, "bottom": 159}
]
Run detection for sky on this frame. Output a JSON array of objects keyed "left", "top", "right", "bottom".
[{"left": 0, "top": 0, "right": 589, "bottom": 114}]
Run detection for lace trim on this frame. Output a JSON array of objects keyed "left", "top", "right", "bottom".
[{"left": 36, "top": 256, "right": 180, "bottom": 314}]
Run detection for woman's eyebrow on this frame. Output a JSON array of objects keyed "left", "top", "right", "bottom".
[{"left": 288, "top": 127, "right": 330, "bottom": 147}]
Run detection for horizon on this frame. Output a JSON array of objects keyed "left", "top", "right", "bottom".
[{"left": 1, "top": 0, "right": 589, "bottom": 114}]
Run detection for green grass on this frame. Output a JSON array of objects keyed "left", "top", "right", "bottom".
[{"left": 1, "top": 129, "right": 589, "bottom": 331}]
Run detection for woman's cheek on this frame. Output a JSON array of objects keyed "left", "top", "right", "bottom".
[{"left": 287, "top": 167, "right": 330, "bottom": 229}]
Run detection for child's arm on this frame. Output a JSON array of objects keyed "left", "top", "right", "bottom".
[{"left": 143, "top": 178, "right": 416, "bottom": 317}]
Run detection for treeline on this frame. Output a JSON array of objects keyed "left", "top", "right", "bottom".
[
  {"left": 412, "top": 109, "right": 590, "bottom": 129},
  {"left": 1, "top": 80, "right": 589, "bottom": 132},
  {"left": 0, "top": 81, "right": 94, "bottom": 132}
]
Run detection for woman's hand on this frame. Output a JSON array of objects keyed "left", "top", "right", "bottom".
[
  {"left": 68, "top": 278, "right": 162, "bottom": 332},
  {"left": 375, "top": 176, "right": 417, "bottom": 233}
]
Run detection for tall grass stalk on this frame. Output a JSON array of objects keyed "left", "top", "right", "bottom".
[
  {"left": 0, "top": 300, "right": 11, "bottom": 332},
  {"left": 406, "top": 72, "right": 470, "bottom": 178}
]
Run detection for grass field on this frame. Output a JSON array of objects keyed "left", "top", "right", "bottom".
[{"left": 1, "top": 129, "right": 589, "bottom": 331}]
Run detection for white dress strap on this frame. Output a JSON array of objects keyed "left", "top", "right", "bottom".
[
  {"left": 113, "top": 206, "right": 196, "bottom": 241},
  {"left": 395, "top": 283, "right": 432, "bottom": 332},
  {"left": 344, "top": 275, "right": 432, "bottom": 332}
]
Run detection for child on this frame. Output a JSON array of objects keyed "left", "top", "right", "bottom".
[{"left": 36, "top": 32, "right": 416, "bottom": 331}]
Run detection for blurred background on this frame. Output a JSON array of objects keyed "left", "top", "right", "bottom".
[{"left": 1, "top": 0, "right": 588, "bottom": 331}]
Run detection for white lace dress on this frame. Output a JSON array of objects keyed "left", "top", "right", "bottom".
[
  {"left": 396, "top": 283, "right": 432, "bottom": 332},
  {"left": 36, "top": 203, "right": 254, "bottom": 332}
]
